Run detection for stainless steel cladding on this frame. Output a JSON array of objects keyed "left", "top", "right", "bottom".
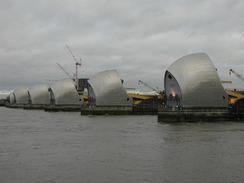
[
  {"left": 29, "top": 84, "right": 50, "bottom": 105},
  {"left": 50, "top": 79, "right": 80, "bottom": 105},
  {"left": 88, "top": 70, "right": 132, "bottom": 106},
  {"left": 14, "top": 88, "right": 30, "bottom": 105},
  {"left": 164, "top": 53, "right": 228, "bottom": 108}
]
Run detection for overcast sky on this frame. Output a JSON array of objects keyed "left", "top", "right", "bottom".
[{"left": 0, "top": 0, "right": 244, "bottom": 90}]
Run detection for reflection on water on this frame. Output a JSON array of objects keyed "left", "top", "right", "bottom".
[{"left": 0, "top": 107, "right": 244, "bottom": 183}]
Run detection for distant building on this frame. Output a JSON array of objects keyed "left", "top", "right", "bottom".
[
  {"left": 164, "top": 53, "right": 228, "bottom": 108},
  {"left": 9, "top": 92, "right": 16, "bottom": 104}
]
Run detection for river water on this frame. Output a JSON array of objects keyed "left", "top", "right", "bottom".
[{"left": 0, "top": 107, "right": 244, "bottom": 183}]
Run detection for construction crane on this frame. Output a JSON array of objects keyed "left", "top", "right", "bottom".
[
  {"left": 215, "top": 68, "right": 232, "bottom": 84},
  {"left": 229, "top": 69, "right": 244, "bottom": 83},
  {"left": 221, "top": 80, "right": 232, "bottom": 84},
  {"left": 138, "top": 80, "right": 160, "bottom": 93},
  {"left": 56, "top": 63, "right": 73, "bottom": 80},
  {"left": 65, "top": 44, "right": 82, "bottom": 89}
]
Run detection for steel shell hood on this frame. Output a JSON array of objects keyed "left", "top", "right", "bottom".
[
  {"left": 88, "top": 70, "right": 132, "bottom": 106},
  {"left": 164, "top": 53, "right": 228, "bottom": 108},
  {"left": 14, "top": 88, "right": 30, "bottom": 104},
  {"left": 50, "top": 79, "right": 80, "bottom": 105},
  {"left": 29, "top": 84, "right": 50, "bottom": 105}
]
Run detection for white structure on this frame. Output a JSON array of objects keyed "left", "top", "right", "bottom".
[
  {"left": 0, "top": 90, "right": 11, "bottom": 105},
  {"left": 0, "top": 91, "right": 11, "bottom": 100},
  {"left": 50, "top": 79, "right": 80, "bottom": 105},
  {"left": 29, "top": 84, "right": 50, "bottom": 105},
  {"left": 88, "top": 70, "right": 132, "bottom": 106},
  {"left": 164, "top": 53, "right": 228, "bottom": 108},
  {"left": 14, "top": 88, "right": 30, "bottom": 105}
]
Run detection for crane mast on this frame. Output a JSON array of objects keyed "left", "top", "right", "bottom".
[
  {"left": 65, "top": 44, "right": 82, "bottom": 89},
  {"left": 229, "top": 69, "right": 244, "bottom": 83}
]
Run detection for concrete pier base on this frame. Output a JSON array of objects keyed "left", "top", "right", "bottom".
[
  {"left": 5, "top": 104, "right": 80, "bottom": 112},
  {"left": 158, "top": 108, "right": 231, "bottom": 122},
  {"left": 81, "top": 106, "right": 133, "bottom": 115},
  {"left": 44, "top": 105, "right": 81, "bottom": 112},
  {"left": 5, "top": 104, "right": 28, "bottom": 109}
]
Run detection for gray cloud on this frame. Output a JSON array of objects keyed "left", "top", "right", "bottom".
[{"left": 0, "top": 0, "right": 244, "bottom": 90}]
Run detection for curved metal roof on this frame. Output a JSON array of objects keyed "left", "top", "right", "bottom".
[
  {"left": 50, "top": 79, "right": 80, "bottom": 105},
  {"left": 14, "top": 88, "right": 30, "bottom": 105},
  {"left": 29, "top": 84, "right": 50, "bottom": 105},
  {"left": 88, "top": 70, "right": 132, "bottom": 106},
  {"left": 164, "top": 53, "right": 228, "bottom": 108}
]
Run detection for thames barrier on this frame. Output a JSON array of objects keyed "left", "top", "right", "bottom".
[{"left": 1, "top": 52, "right": 243, "bottom": 122}]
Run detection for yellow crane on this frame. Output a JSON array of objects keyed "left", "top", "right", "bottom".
[
  {"left": 221, "top": 80, "right": 232, "bottom": 84},
  {"left": 225, "top": 89, "right": 244, "bottom": 105},
  {"left": 226, "top": 69, "right": 244, "bottom": 105}
]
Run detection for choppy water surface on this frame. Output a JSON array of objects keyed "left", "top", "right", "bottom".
[{"left": 0, "top": 107, "right": 244, "bottom": 183}]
